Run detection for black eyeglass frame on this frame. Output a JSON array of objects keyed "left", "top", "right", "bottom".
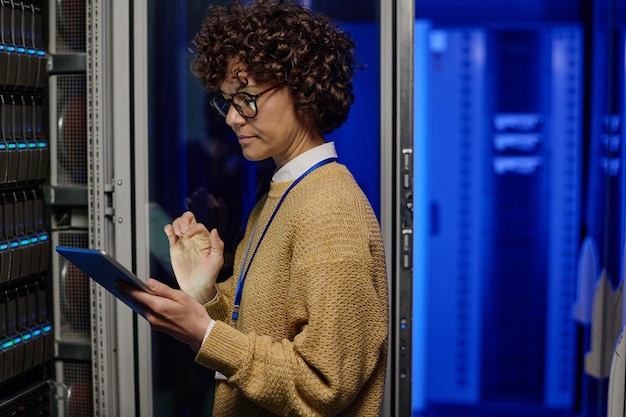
[{"left": 210, "top": 82, "right": 285, "bottom": 119}]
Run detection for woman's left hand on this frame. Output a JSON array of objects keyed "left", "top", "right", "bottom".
[{"left": 120, "top": 278, "right": 212, "bottom": 352}]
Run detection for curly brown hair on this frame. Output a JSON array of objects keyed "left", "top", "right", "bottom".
[{"left": 190, "top": 0, "right": 356, "bottom": 133}]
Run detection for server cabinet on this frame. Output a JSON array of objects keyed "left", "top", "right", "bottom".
[
  {"left": 0, "top": 0, "right": 54, "bottom": 414},
  {"left": 46, "top": 0, "right": 152, "bottom": 415},
  {"left": 424, "top": 27, "right": 583, "bottom": 414}
]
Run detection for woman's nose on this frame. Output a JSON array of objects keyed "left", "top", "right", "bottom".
[{"left": 225, "top": 105, "right": 246, "bottom": 127}]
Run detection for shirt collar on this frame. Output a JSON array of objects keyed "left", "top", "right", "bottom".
[{"left": 272, "top": 142, "right": 337, "bottom": 182}]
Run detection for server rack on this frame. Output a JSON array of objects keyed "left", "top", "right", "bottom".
[
  {"left": 0, "top": 0, "right": 54, "bottom": 414},
  {"left": 46, "top": 0, "right": 153, "bottom": 415},
  {"left": 0, "top": 0, "right": 153, "bottom": 415},
  {"left": 424, "top": 26, "right": 583, "bottom": 414}
]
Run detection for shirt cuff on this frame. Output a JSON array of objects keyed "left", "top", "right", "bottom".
[
  {"left": 204, "top": 284, "right": 220, "bottom": 305},
  {"left": 202, "top": 319, "right": 217, "bottom": 345}
]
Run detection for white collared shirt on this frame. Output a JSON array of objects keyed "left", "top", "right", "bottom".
[{"left": 272, "top": 141, "right": 337, "bottom": 182}]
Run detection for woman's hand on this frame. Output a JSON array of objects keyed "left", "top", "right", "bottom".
[
  {"left": 120, "top": 278, "right": 212, "bottom": 352},
  {"left": 164, "top": 211, "right": 225, "bottom": 303}
]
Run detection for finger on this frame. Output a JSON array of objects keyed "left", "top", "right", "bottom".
[
  {"left": 172, "top": 211, "right": 197, "bottom": 236},
  {"left": 209, "top": 228, "right": 225, "bottom": 254},
  {"left": 145, "top": 278, "right": 180, "bottom": 299},
  {"left": 175, "top": 222, "right": 212, "bottom": 245},
  {"left": 116, "top": 280, "right": 153, "bottom": 309},
  {"left": 163, "top": 224, "right": 178, "bottom": 246}
]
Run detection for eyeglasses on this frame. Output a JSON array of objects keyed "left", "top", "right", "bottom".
[{"left": 210, "top": 83, "right": 284, "bottom": 119}]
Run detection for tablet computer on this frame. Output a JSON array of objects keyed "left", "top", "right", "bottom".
[{"left": 55, "top": 246, "right": 153, "bottom": 318}]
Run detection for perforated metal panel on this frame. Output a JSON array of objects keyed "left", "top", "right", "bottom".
[
  {"left": 55, "top": 231, "right": 89, "bottom": 341},
  {"left": 54, "top": 75, "right": 87, "bottom": 186},
  {"left": 55, "top": 361, "right": 93, "bottom": 417},
  {"left": 47, "top": 0, "right": 94, "bottom": 416},
  {"left": 55, "top": 0, "right": 86, "bottom": 53}
]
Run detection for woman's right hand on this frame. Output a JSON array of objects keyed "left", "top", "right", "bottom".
[{"left": 164, "top": 211, "right": 224, "bottom": 303}]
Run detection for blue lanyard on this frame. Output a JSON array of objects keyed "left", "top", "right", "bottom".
[{"left": 231, "top": 157, "right": 337, "bottom": 323}]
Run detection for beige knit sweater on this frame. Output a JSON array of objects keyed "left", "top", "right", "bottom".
[{"left": 195, "top": 162, "right": 389, "bottom": 416}]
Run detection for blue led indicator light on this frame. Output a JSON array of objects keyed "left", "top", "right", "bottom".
[
  {"left": 38, "top": 142, "right": 47, "bottom": 148},
  {"left": 10, "top": 242, "right": 18, "bottom": 248},
  {"left": 30, "top": 237, "right": 38, "bottom": 244},
  {"left": 7, "top": 46, "right": 15, "bottom": 52},
  {"left": 43, "top": 325, "right": 52, "bottom": 333},
  {"left": 0, "top": 244, "right": 7, "bottom": 251},
  {"left": 22, "top": 333, "right": 31, "bottom": 341},
  {"left": 27, "top": 48, "right": 35, "bottom": 55},
  {"left": 8, "top": 143, "right": 16, "bottom": 149},
  {"left": 32, "top": 329, "right": 41, "bottom": 337},
  {"left": 28, "top": 142, "right": 36, "bottom": 149},
  {"left": 40, "top": 234, "right": 48, "bottom": 241},
  {"left": 17, "top": 47, "right": 25, "bottom": 53},
  {"left": 18, "top": 143, "right": 27, "bottom": 149},
  {"left": 36, "top": 50, "right": 45, "bottom": 56},
  {"left": 1, "top": 340, "right": 12, "bottom": 349}
]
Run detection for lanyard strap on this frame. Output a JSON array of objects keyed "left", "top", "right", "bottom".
[{"left": 231, "top": 157, "right": 336, "bottom": 323}]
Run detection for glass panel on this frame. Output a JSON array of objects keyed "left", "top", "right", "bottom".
[
  {"left": 147, "top": 1, "right": 380, "bottom": 415},
  {"left": 414, "top": 0, "right": 626, "bottom": 416}
]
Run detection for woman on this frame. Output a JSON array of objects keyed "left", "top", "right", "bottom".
[{"left": 126, "top": 1, "right": 389, "bottom": 415}]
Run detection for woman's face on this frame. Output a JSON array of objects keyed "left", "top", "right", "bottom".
[{"left": 218, "top": 62, "right": 324, "bottom": 168}]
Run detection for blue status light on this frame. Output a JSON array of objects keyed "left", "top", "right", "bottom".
[{"left": 0, "top": 325, "right": 51, "bottom": 350}]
